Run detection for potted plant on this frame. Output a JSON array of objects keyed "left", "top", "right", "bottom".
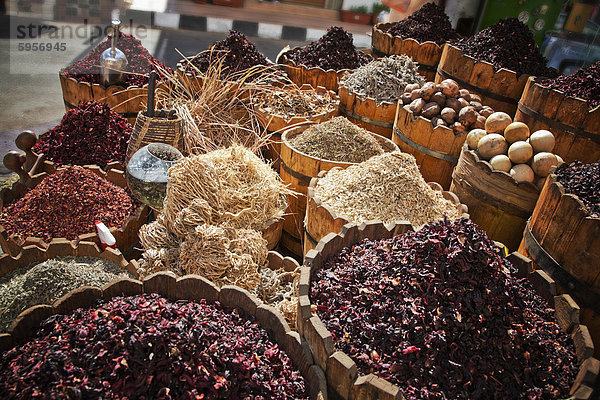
[
  {"left": 340, "top": 5, "right": 372, "bottom": 25},
  {"left": 371, "top": 2, "right": 390, "bottom": 24}
]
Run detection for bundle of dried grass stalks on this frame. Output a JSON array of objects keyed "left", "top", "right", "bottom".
[
  {"left": 138, "top": 145, "right": 298, "bottom": 324},
  {"left": 156, "top": 50, "right": 291, "bottom": 155}
]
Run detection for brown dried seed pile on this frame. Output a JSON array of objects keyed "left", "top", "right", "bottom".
[
  {"left": 314, "top": 152, "right": 461, "bottom": 227},
  {"left": 288, "top": 117, "right": 384, "bottom": 162}
]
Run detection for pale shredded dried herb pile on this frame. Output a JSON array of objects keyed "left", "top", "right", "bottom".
[
  {"left": 288, "top": 117, "right": 384, "bottom": 162},
  {"left": 311, "top": 218, "right": 577, "bottom": 399},
  {"left": 285, "top": 26, "right": 370, "bottom": 70},
  {"left": 0, "top": 294, "right": 309, "bottom": 399},
  {"left": 314, "top": 152, "right": 460, "bottom": 227},
  {"left": 340, "top": 55, "right": 424, "bottom": 104},
  {"left": 0, "top": 257, "right": 132, "bottom": 332}
]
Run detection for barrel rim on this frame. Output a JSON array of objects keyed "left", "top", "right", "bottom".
[
  {"left": 301, "top": 220, "right": 598, "bottom": 399},
  {"left": 277, "top": 46, "right": 373, "bottom": 75},
  {"left": 338, "top": 84, "right": 398, "bottom": 109},
  {"left": 254, "top": 84, "right": 340, "bottom": 129},
  {"left": 0, "top": 240, "right": 139, "bottom": 288},
  {"left": 59, "top": 70, "right": 154, "bottom": 92},
  {"left": 280, "top": 123, "right": 399, "bottom": 167},
  {"left": 523, "top": 76, "right": 600, "bottom": 115},
  {"left": 372, "top": 22, "right": 445, "bottom": 51},
  {"left": 0, "top": 165, "right": 149, "bottom": 257},
  {"left": 545, "top": 173, "right": 600, "bottom": 222},
  {"left": 439, "top": 43, "right": 532, "bottom": 82},
  {"left": 459, "top": 142, "right": 540, "bottom": 192}
]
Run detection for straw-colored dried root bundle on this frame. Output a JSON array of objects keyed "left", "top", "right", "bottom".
[
  {"left": 163, "top": 145, "right": 289, "bottom": 237},
  {"left": 178, "top": 223, "right": 267, "bottom": 291}
]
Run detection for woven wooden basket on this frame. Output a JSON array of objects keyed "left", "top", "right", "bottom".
[{"left": 126, "top": 110, "right": 185, "bottom": 164}]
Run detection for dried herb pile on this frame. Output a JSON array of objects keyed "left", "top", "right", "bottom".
[
  {"left": 311, "top": 218, "right": 577, "bottom": 399},
  {"left": 0, "top": 294, "right": 309, "bottom": 399},
  {"left": 183, "top": 30, "right": 268, "bottom": 78},
  {"left": 540, "top": 61, "right": 600, "bottom": 110},
  {"left": 137, "top": 146, "right": 297, "bottom": 324},
  {"left": 289, "top": 117, "right": 384, "bottom": 162},
  {"left": 254, "top": 86, "right": 338, "bottom": 119},
  {"left": 454, "top": 18, "right": 552, "bottom": 77},
  {"left": 555, "top": 161, "right": 600, "bottom": 217},
  {"left": 386, "top": 3, "right": 459, "bottom": 45},
  {"left": 340, "top": 55, "right": 424, "bottom": 105},
  {"left": 0, "top": 166, "right": 135, "bottom": 242},
  {"left": 62, "top": 32, "right": 170, "bottom": 87},
  {"left": 314, "top": 152, "right": 460, "bottom": 227},
  {"left": 32, "top": 101, "right": 132, "bottom": 168},
  {"left": 0, "top": 257, "right": 132, "bottom": 332},
  {"left": 285, "top": 26, "right": 370, "bottom": 71}
]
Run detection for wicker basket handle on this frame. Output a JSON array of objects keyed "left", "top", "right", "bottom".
[{"left": 147, "top": 71, "right": 156, "bottom": 118}]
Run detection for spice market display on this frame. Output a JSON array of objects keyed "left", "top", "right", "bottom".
[{"left": 1, "top": 8, "right": 600, "bottom": 399}]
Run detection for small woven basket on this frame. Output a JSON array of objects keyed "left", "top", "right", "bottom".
[{"left": 126, "top": 110, "right": 184, "bottom": 164}]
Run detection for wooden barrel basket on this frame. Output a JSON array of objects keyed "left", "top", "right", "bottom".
[
  {"left": 338, "top": 85, "right": 396, "bottom": 139},
  {"left": 304, "top": 173, "right": 469, "bottom": 255},
  {"left": 519, "top": 173, "right": 600, "bottom": 357},
  {"left": 0, "top": 157, "right": 149, "bottom": 258},
  {"left": 371, "top": 23, "right": 443, "bottom": 82},
  {"left": 392, "top": 105, "right": 467, "bottom": 189},
  {"left": 126, "top": 110, "right": 185, "bottom": 164},
  {"left": 450, "top": 143, "right": 539, "bottom": 250},
  {"left": 515, "top": 77, "right": 600, "bottom": 164},
  {"left": 59, "top": 72, "right": 167, "bottom": 125},
  {"left": 0, "top": 257, "right": 328, "bottom": 400},
  {"left": 277, "top": 47, "right": 371, "bottom": 92},
  {"left": 279, "top": 123, "right": 398, "bottom": 257},
  {"left": 297, "top": 220, "right": 599, "bottom": 399},
  {"left": 435, "top": 44, "right": 530, "bottom": 116},
  {"left": 255, "top": 84, "right": 339, "bottom": 169}
]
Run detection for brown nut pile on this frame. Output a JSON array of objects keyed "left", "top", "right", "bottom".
[{"left": 401, "top": 79, "right": 494, "bottom": 134}]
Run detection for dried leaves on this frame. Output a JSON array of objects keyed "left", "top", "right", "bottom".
[
  {"left": 311, "top": 218, "right": 577, "bottom": 399},
  {"left": 0, "top": 294, "right": 309, "bottom": 399},
  {"left": 555, "top": 161, "right": 600, "bottom": 217},
  {"left": 0, "top": 166, "right": 135, "bottom": 242}
]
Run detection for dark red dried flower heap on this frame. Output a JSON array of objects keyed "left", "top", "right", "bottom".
[
  {"left": 285, "top": 26, "right": 371, "bottom": 71},
  {"left": 386, "top": 3, "right": 459, "bottom": 45},
  {"left": 453, "top": 18, "right": 553, "bottom": 77},
  {"left": 311, "top": 218, "right": 577, "bottom": 400},
  {"left": 0, "top": 166, "right": 135, "bottom": 242},
  {"left": 62, "top": 32, "right": 171, "bottom": 87},
  {"left": 540, "top": 61, "right": 600, "bottom": 110},
  {"left": 0, "top": 294, "right": 309, "bottom": 399},
  {"left": 33, "top": 101, "right": 132, "bottom": 168},
  {"left": 555, "top": 161, "right": 600, "bottom": 217},
  {"left": 184, "top": 30, "right": 268, "bottom": 78}
]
